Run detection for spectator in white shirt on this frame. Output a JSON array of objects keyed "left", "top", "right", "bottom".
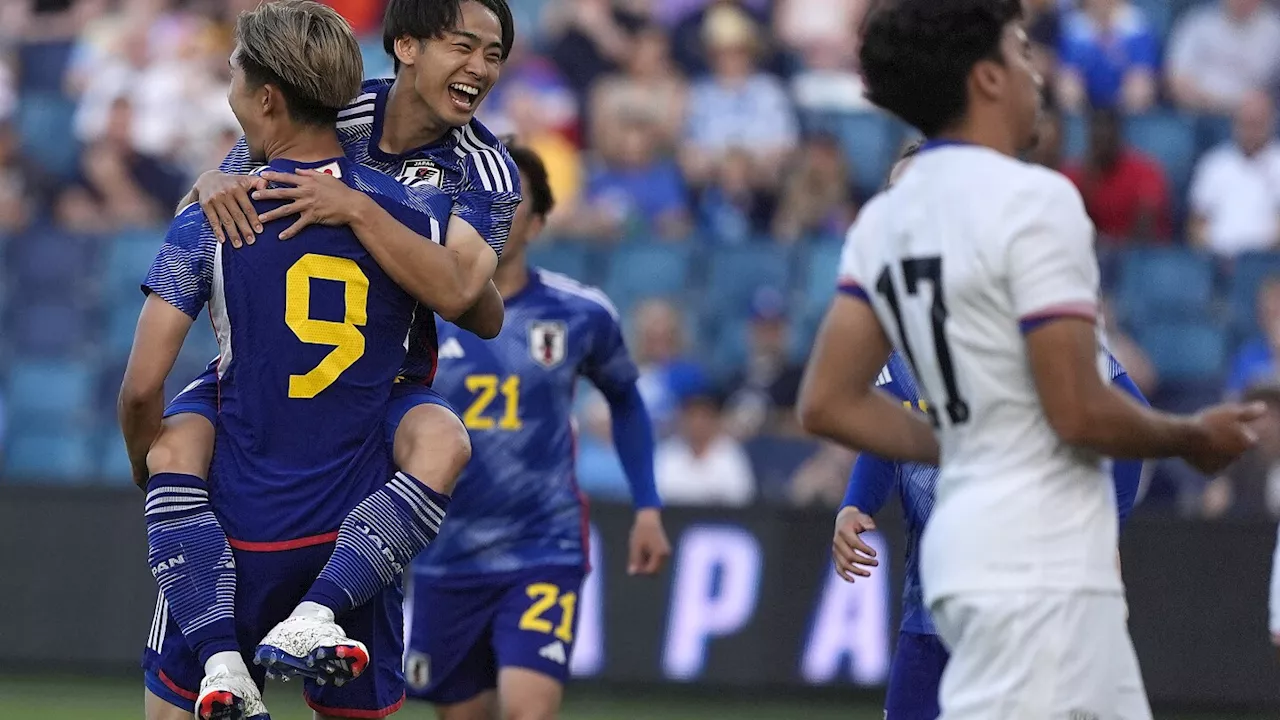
[
  {"left": 1167, "top": 0, "right": 1280, "bottom": 114},
  {"left": 680, "top": 3, "right": 798, "bottom": 188},
  {"left": 656, "top": 387, "right": 757, "bottom": 507},
  {"left": 1189, "top": 90, "right": 1280, "bottom": 257}
]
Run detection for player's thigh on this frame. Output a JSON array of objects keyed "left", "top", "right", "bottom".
[
  {"left": 934, "top": 591, "right": 1134, "bottom": 720},
  {"left": 884, "top": 631, "right": 949, "bottom": 720},
  {"left": 147, "top": 412, "right": 215, "bottom": 477},
  {"left": 434, "top": 690, "right": 498, "bottom": 720},
  {"left": 497, "top": 667, "right": 563, "bottom": 720},
  {"left": 490, "top": 566, "right": 583, "bottom": 712},
  {"left": 145, "top": 687, "right": 194, "bottom": 720},
  {"left": 386, "top": 385, "right": 470, "bottom": 491}
]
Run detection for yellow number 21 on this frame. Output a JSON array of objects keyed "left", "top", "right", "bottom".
[
  {"left": 519, "top": 583, "right": 577, "bottom": 642},
  {"left": 462, "top": 374, "right": 522, "bottom": 430},
  {"left": 284, "top": 253, "right": 369, "bottom": 399}
]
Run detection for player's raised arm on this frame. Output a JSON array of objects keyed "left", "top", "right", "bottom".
[
  {"left": 118, "top": 209, "right": 214, "bottom": 487},
  {"left": 249, "top": 169, "right": 501, "bottom": 326},
  {"left": 1015, "top": 175, "right": 1261, "bottom": 473}
]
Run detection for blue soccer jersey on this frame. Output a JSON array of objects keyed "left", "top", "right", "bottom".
[
  {"left": 143, "top": 156, "right": 452, "bottom": 546},
  {"left": 848, "top": 351, "right": 1144, "bottom": 636},
  {"left": 415, "top": 268, "right": 639, "bottom": 577},
  {"left": 218, "top": 78, "right": 522, "bottom": 385}
]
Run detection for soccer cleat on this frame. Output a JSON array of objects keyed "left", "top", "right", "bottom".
[
  {"left": 253, "top": 615, "right": 369, "bottom": 686},
  {"left": 197, "top": 665, "right": 270, "bottom": 720}
]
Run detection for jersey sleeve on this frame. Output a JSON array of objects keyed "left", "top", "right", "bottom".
[
  {"left": 841, "top": 451, "right": 897, "bottom": 515},
  {"left": 452, "top": 138, "right": 522, "bottom": 257},
  {"left": 583, "top": 299, "right": 640, "bottom": 399},
  {"left": 143, "top": 206, "right": 217, "bottom": 319},
  {"left": 835, "top": 211, "right": 875, "bottom": 302},
  {"left": 1006, "top": 174, "right": 1101, "bottom": 333},
  {"left": 217, "top": 135, "right": 256, "bottom": 175},
  {"left": 358, "top": 171, "right": 452, "bottom": 246}
]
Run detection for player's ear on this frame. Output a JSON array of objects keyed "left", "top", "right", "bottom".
[
  {"left": 394, "top": 35, "right": 421, "bottom": 69},
  {"left": 970, "top": 58, "right": 1005, "bottom": 103}
]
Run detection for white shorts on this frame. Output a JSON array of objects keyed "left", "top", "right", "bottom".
[{"left": 931, "top": 591, "right": 1151, "bottom": 720}]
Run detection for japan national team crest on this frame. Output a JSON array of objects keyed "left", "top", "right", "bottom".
[
  {"left": 529, "top": 321, "right": 567, "bottom": 369},
  {"left": 398, "top": 158, "right": 443, "bottom": 187}
]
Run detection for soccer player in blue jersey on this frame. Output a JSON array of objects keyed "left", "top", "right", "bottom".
[
  {"left": 118, "top": 3, "right": 453, "bottom": 718},
  {"left": 139, "top": 0, "right": 524, "bottom": 692},
  {"left": 404, "top": 145, "right": 670, "bottom": 720}
]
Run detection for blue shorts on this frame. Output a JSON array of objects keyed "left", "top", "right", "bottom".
[
  {"left": 885, "top": 630, "right": 949, "bottom": 720},
  {"left": 163, "top": 368, "right": 456, "bottom": 447},
  {"left": 404, "top": 565, "right": 586, "bottom": 705},
  {"left": 143, "top": 542, "right": 406, "bottom": 718}
]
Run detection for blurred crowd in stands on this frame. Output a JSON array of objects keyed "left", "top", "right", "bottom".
[{"left": 7, "top": 0, "right": 1280, "bottom": 520}]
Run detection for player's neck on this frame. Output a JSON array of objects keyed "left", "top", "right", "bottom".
[
  {"left": 265, "top": 127, "right": 346, "bottom": 164},
  {"left": 493, "top": 259, "right": 530, "bottom": 299},
  {"left": 381, "top": 77, "right": 451, "bottom": 155},
  {"left": 933, "top": 117, "right": 1019, "bottom": 157}
]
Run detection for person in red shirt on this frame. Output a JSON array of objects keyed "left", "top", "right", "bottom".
[{"left": 1063, "top": 108, "right": 1172, "bottom": 242}]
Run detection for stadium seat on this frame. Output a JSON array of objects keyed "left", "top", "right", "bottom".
[
  {"left": 1124, "top": 112, "right": 1197, "bottom": 208},
  {"left": 9, "top": 228, "right": 96, "bottom": 299},
  {"left": 1136, "top": 322, "right": 1226, "bottom": 384},
  {"left": 1061, "top": 113, "right": 1088, "bottom": 162},
  {"left": 708, "top": 319, "right": 749, "bottom": 376},
  {"left": 1229, "top": 251, "right": 1280, "bottom": 338},
  {"left": 12, "top": 302, "right": 89, "bottom": 357},
  {"left": 4, "top": 359, "right": 94, "bottom": 421},
  {"left": 805, "top": 111, "right": 904, "bottom": 197},
  {"left": 105, "top": 302, "right": 141, "bottom": 356},
  {"left": 98, "top": 431, "right": 136, "bottom": 485},
  {"left": 602, "top": 244, "right": 693, "bottom": 316},
  {"left": 744, "top": 435, "right": 820, "bottom": 503},
  {"left": 105, "top": 228, "right": 166, "bottom": 301},
  {"left": 1130, "top": 0, "right": 1173, "bottom": 39},
  {"left": 527, "top": 242, "right": 591, "bottom": 283},
  {"left": 1116, "top": 248, "right": 1214, "bottom": 323},
  {"left": 1195, "top": 113, "right": 1233, "bottom": 156},
  {"left": 15, "top": 91, "right": 79, "bottom": 179},
  {"left": 702, "top": 245, "right": 792, "bottom": 324},
  {"left": 4, "top": 428, "right": 95, "bottom": 482}
]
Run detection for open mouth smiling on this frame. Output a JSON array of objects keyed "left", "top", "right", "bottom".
[{"left": 448, "top": 82, "right": 481, "bottom": 110}]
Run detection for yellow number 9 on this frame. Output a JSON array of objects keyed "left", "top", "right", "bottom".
[{"left": 284, "top": 253, "right": 369, "bottom": 399}]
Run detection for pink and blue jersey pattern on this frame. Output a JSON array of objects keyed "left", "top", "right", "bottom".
[
  {"left": 142, "top": 156, "right": 452, "bottom": 547},
  {"left": 415, "top": 269, "right": 640, "bottom": 578},
  {"left": 845, "top": 351, "right": 1144, "bottom": 636},
  {"left": 217, "top": 78, "right": 522, "bottom": 384}
]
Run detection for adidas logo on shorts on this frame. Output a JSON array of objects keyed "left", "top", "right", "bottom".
[{"left": 539, "top": 640, "right": 567, "bottom": 665}]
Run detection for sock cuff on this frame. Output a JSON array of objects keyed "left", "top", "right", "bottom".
[
  {"left": 145, "top": 474, "right": 212, "bottom": 521},
  {"left": 191, "top": 628, "right": 240, "bottom": 667},
  {"left": 390, "top": 472, "right": 450, "bottom": 519}
]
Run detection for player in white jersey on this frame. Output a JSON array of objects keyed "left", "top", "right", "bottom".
[{"left": 798, "top": 0, "right": 1263, "bottom": 717}]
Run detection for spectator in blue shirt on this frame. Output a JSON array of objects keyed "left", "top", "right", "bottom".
[
  {"left": 1229, "top": 276, "right": 1280, "bottom": 396},
  {"left": 1056, "top": 0, "right": 1158, "bottom": 113},
  {"left": 565, "top": 115, "right": 691, "bottom": 241}
]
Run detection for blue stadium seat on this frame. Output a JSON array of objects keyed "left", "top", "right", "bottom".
[
  {"left": 1116, "top": 248, "right": 1214, "bottom": 323},
  {"left": 703, "top": 245, "right": 791, "bottom": 323},
  {"left": 98, "top": 431, "right": 136, "bottom": 485},
  {"left": 1137, "top": 322, "right": 1226, "bottom": 384},
  {"left": 12, "top": 302, "right": 89, "bottom": 357},
  {"left": 1229, "top": 251, "right": 1280, "bottom": 338},
  {"left": 105, "top": 302, "right": 141, "bottom": 357},
  {"left": 10, "top": 228, "right": 96, "bottom": 298},
  {"left": 16, "top": 91, "right": 79, "bottom": 179},
  {"left": 1124, "top": 112, "right": 1197, "bottom": 207},
  {"left": 106, "top": 228, "right": 166, "bottom": 300},
  {"left": 792, "top": 241, "right": 844, "bottom": 353},
  {"left": 527, "top": 242, "right": 591, "bottom": 283},
  {"left": 4, "top": 429, "right": 95, "bottom": 481},
  {"left": 1062, "top": 113, "right": 1088, "bottom": 162},
  {"left": 806, "top": 111, "right": 904, "bottom": 197},
  {"left": 708, "top": 319, "right": 749, "bottom": 376},
  {"left": 5, "top": 359, "right": 94, "bottom": 422},
  {"left": 744, "top": 435, "right": 820, "bottom": 503},
  {"left": 602, "top": 244, "right": 693, "bottom": 315},
  {"left": 1131, "top": 0, "right": 1173, "bottom": 39}
]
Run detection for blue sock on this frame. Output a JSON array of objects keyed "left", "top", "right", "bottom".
[
  {"left": 303, "top": 472, "right": 449, "bottom": 615},
  {"left": 145, "top": 472, "right": 238, "bottom": 666}
]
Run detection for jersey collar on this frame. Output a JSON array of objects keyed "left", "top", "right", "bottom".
[
  {"left": 266, "top": 156, "right": 350, "bottom": 179},
  {"left": 367, "top": 81, "right": 458, "bottom": 164},
  {"left": 917, "top": 138, "right": 977, "bottom": 153}
]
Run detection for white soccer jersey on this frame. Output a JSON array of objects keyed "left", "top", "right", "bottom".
[{"left": 837, "top": 143, "right": 1122, "bottom": 601}]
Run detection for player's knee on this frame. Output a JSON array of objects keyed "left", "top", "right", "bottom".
[
  {"left": 396, "top": 406, "right": 471, "bottom": 494},
  {"left": 146, "top": 414, "right": 215, "bottom": 478}
]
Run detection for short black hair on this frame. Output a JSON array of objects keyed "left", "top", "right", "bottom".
[
  {"left": 383, "top": 0, "right": 515, "bottom": 70},
  {"left": 507, "top": 144, "right": 554, "bottom": 218},
  {"left": 859, "top": 0, "right": 1023, "bottom": 137}
]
